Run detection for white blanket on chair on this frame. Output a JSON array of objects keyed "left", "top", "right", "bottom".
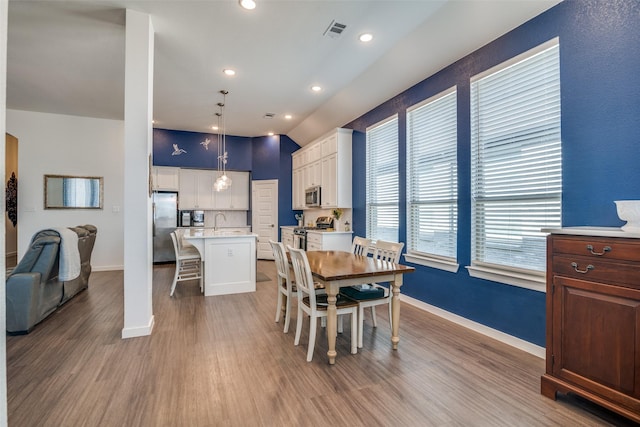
[{"left": 52, "top": 227, "right": 80, "bottom": 281}]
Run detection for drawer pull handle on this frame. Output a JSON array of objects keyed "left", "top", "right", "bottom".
[
  {"left": 571, "top": 262, "right": 594, "bottom": 274},
  {"left": 586, "top": 244, "right": 611, "bottom": 256}
]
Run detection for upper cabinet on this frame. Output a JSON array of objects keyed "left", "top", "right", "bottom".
[
  {"left": 153, "top": 166, "right": 180, "bottom": 191},
  {"left": 292, "top": 128, "right": 352, "bottom": 210},
  {"left": 179, "top": 169, "right": 215, "bottom": 210},
  {"left": 213, "top": 171, "right": 250, "bottom": 210},
  {"left": 179, "top": 169, "right": 250, "bottom": 211}
]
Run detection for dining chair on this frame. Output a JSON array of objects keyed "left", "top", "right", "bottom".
[
  {"left": 351, "top": 236, "right": 371, "bottom": 256},
  {"left": 169, "top": 230, "right": 203, "bottom": 296},
  {"left": 288, "top": 247, "right": 359, "bottom": 362},
  {"left": 341, "top": 239, "right": 404, "bottom": 348},
  {"left": 270, "top": 240, "right": 297, "bottom": 333}
]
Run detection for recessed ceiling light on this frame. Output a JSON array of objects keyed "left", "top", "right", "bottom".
[
  {"left": 268, "top": 132, "right": 274, "bottom": 136},
  {"left": 311, "top": 85, "right": 322, "bottom": 92},
  {"left": 284, "top": 114, "right": 292, "bottom": 120},
  {"left": 239, "top": 0, "right": 256, "bottom": 10},
  {"left": 223, "top": 69, "right": 236, "bottom": 76},
  {"left": 359, "top": 33, "right": 373, "bottom": 43},
  {"left": 212, "top": 125, "right": 219, "bottom": 130}
]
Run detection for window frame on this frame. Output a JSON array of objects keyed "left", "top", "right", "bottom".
[
  {"left": 405, "top": 86, "right": 459, "bottom": 273},
  {"left": 467, "top": 38, "right": 561, "bottom": 292}
]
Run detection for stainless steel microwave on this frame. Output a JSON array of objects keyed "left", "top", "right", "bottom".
[{"left": 305, "top": 186, "right": 321, "bottom": 207}]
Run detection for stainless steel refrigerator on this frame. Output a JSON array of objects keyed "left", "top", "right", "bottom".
[{"left": 153, "top": 192, "right": 178, "bottom": 263}]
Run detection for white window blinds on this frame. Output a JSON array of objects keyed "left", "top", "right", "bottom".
[
  {"left": 366, "top": 115, "right": 399, "bottom": 242},
  {"left": 470, "top": 39, "right": 561, "bottom": 274},
  {"left": 407, "top": 88, "right": 458, "bottom": 260}
]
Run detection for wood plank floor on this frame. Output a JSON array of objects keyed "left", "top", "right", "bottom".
[{"left": 6, "top": 261, "right": 637, "bottom": 426}]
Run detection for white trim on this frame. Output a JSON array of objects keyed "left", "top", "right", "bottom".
[
  {"left": 403, "top": 252, "right": 459, "bottom": 273},
  {"left": 407, "top": 85, "right": 457, "bottom": 112},
  {"left": 365, "top": 113, "right": 398, "bottom": 132},
  {"left": 466, "top": 264, "right": 546, "bottom": 292},
  {"left": 93, "top": 265, "right": 125, "bottom": 272},
  {"left": 121, "top": 315, "right": 155, "bottom": 339},
  {"left": 471, "top": 37, "right": 559, "bottom": 82},
  {"left": 401, "top": 294, "right": 545, "bottom": 359}
]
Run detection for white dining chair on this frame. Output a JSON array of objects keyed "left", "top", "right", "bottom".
[
  {"left": 270, "top": 240, "right": 297, "bottom": 333},
  {"left": 169, "top": 231, "right": 203, "bottom": 296},
  {"left": 288, "top": 247, "right": 358, "bottom": 362},
  {"left": 351, "top": 236, "right": 371, "bottom": 256},
  {"left": 342, "top": 240, "right": 404, "bottom": 348}
]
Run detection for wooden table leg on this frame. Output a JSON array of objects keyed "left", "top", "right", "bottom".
[
  {"left": 325, "top": 283, "right": 338, "bottom": 364},
  {"left": 390, "top": 274, "right": 403, "bottom": 350}
]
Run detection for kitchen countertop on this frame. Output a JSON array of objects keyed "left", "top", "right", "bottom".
[{"left": 183, "top": 228, "right": 257, "bottom": 238}]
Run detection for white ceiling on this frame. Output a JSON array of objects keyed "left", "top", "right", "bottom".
[{"left": 7, "top": 0, "right": 561, "bottom": 146}]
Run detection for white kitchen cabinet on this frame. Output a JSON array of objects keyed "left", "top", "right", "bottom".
[
  {"left": 306, "top": 231, "right": 352, "bottom": 251},
  {"left": 153, "top": 166, "right": 180, "bottom": 191},
  {"left": 179, "top": 169, "right": 215, "bottom": 210},
  {"left": 213, "top": 171, "right": 250, "bottom": 210},
  {"left": 281, "top": 227, "right": 294, "bottom": 249},
  {"left": 291, "top": 128, "right": 352, "bottom": 210}
]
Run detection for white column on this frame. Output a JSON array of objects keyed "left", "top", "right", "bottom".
[
  {"left": 0, "top": 0, "right": 8, "bottom": 421},
  {"left": 122, "top": 9, "right": 154, "bottom": 338}
]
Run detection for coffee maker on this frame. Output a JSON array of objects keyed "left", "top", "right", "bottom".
[
  {"left": 180, "top": 211, "right": 192, "bottom": 227},
  {"left": 192, "top": 210, "right": 205, "bottom": 227}
]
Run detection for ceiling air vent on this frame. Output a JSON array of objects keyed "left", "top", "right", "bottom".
[
  {"left": 263, "top": 113, "right": 275, "bottom": 119},
  {"left": 323, "top": 20, "right": 347, "bottom": 39}
]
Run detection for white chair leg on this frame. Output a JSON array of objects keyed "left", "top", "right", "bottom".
[
  {"left": 294, "top": 307, "right": 303, "bottom": 346},
  {"left": 307, "top": 317, "right": 317, "bottom": 362},
  {"left": 371, "top": 306, "right": 378, "bottom": 328},
  {"left": 275, "top": 290, "right": 283, "bottom": 323},
  {"left": 350, "top": 311, "right": 358, "bottom": 354},
  {"left": 358, "top": 305, "right": 364, "bottom": 348},
  {"left": 199, "top": 261, "right": 203, "bottom": 293},
  {"left": 338, "top": 314, "right": 344, "bottom": 334},
  {"left": 283, "top": 295, "right": 291, "bottom": 333},
  {"left": 170, "top": 263, "right": 179, "bottom": 296}
]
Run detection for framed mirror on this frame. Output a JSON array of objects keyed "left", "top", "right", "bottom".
[{"left": 44, "top": 174, "right": 103, "bottom": 209}]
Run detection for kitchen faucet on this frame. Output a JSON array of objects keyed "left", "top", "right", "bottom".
[{"left": 214, "top": 212, "right": 226, "bottom": 230}]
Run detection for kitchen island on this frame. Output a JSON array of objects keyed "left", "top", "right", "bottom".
[{"left": 183, "top": 228, "right": 258, "bottom": 296}]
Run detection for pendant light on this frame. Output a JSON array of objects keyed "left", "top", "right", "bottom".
[{"left": 214, "top": 90, "right": 232, "bottom": 192}]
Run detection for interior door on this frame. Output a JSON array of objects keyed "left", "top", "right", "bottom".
[{"left": 252, "top": 179, "right": 278, "bottom": 260}]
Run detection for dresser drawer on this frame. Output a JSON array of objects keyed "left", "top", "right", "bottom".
[
  {"left": 552, "top": 254, "right": 640, "bottom": 289},
  {"left": 552, "top": 236, "right": 640, "bottom": 263}
]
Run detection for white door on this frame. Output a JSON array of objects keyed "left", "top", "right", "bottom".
[{"left": 252, "top": 179, "right": 278, "bottom": 260}]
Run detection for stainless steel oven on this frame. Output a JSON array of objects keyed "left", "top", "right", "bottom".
[{"left": 293, "top": 228, "right": 306, "bottom": 250}]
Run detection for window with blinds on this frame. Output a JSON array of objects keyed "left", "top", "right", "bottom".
[
  {"left": 470, "top": 38, "right": 561, "bottom": 281},
  {"left": 366, "top": 115, "right": 399, "bottom": 242},
  {"left": 406, "top": 87, "right": 458, "bottom": 262}
]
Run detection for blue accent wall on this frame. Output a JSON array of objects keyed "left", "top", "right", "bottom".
[
  {"left": 345, "top": 0, "right": 640, "bottom": 346},
  {"left": 153, "top": 128, "right": 252, "bottom": 171}
]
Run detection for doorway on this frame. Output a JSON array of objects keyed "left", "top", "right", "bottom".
[
  {"left": 5, "top": 133, "right": 18, "bottom": 269},
  {"left": 251, "top": 179, "right": 278, "bottom": 260}
]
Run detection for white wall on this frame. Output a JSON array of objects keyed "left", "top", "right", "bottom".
[{"left": 6, "top": 109, "right": 124, "bottom": 270}]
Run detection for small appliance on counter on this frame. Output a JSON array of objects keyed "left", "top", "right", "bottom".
[
  {"left": 181, "top": 211, "right": 192, "bottom": 227},
  {"left": 192, "top": 210, "right": 205, "bottom": 227}
]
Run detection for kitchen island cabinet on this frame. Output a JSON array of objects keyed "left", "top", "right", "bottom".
[
  {"left": 541, "top": 227, "right": 640, "bottom": 423},
  {"left": 183, "top": 228, "right": 257, "bottom": 296},
  {"left": 306, "top": 230, "right": 352, "bottom": 252}
]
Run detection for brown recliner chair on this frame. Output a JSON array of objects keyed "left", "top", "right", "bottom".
[{"left": 60, "top": 224, "right": 97, "bottom": 304}]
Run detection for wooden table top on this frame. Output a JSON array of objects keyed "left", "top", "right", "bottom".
[{"left": 304, "top": 250, "right": 415, "bottom": 282}]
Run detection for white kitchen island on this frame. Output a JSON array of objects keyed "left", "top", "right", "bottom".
[{"left": 183, "top": 228, "right": 258, "bottom": 296}]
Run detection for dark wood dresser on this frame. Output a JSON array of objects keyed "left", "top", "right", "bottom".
[{"left": 541, "top": 227, "right": 640, "bottom": 423}]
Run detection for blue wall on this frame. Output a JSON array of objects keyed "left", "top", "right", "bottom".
[{"left": 344, "top": 0, "right": 640, "bottom": 346}]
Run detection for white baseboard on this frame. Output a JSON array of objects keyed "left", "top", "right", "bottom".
[
  {"left": 93, "top": 265, "right": 124, "bottom": 272},
  {"left": 401, "top": 294, "right": 545, "bottom": 359},
  {"left": 121, "top": 315, "right": 154, "bottom": 339}
]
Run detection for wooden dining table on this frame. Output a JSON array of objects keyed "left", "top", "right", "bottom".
[{"left": 303, "top": 250, "right": 415, "bottom": 364}]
